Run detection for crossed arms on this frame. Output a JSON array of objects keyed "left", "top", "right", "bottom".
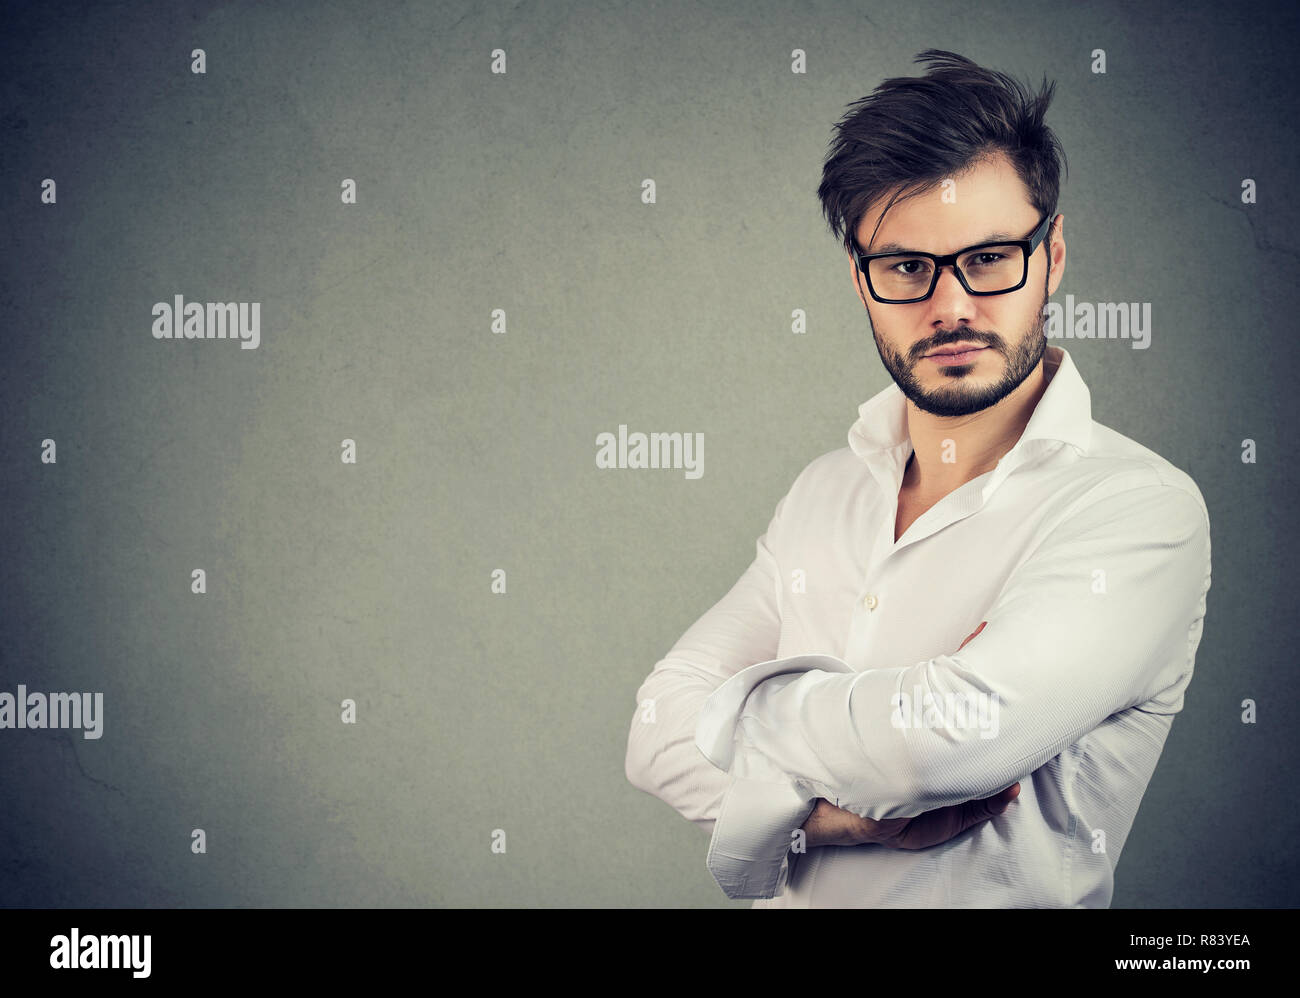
[{"left": 628, "top": 480, "right": 1211, "bottom": 899}]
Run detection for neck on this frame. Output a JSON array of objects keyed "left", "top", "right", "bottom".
[{"left": 903, "top": 358, "right": 1049, "bottom": 497}]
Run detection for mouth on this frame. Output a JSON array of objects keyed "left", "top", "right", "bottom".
[{"left": 924, "top": 343, "right": 989, "bottom": 364}]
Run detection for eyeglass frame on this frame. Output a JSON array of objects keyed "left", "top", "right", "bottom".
[{"left": 850, "top": 212, "right": 1056, "bottom": 304}]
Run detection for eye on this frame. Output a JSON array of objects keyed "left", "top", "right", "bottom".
[{"left": 890, "top": 258, "right": 931, "bottom": 275}]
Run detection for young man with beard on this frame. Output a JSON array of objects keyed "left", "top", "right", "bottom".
[{"left": 625, "top": 50, "right": 1211, "bottom": 908}]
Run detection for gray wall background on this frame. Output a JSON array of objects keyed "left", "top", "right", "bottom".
[{"left": 1, "top": 0, "right": 1296, "bottom": 907}]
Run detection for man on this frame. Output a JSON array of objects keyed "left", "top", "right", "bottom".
[{"left": 624, "top": 50, "right": 1211, "bottom": 907}]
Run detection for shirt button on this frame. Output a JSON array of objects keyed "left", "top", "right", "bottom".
[{"left": 863, "top": 594, "right": 879, "bottom": 611}]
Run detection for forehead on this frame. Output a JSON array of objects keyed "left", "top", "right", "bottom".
[{"left": 855, "top": 152, "right": 1037, "bottom": 254}]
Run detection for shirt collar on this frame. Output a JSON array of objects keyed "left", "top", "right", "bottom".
[{"left": 847, "top": 345, "right": 1093, "bottom": 492}]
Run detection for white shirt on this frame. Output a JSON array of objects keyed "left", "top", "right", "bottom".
[{"left": 625, "top": 345, "right": 1212, "bottom": 907}]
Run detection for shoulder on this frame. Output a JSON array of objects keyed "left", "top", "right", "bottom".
[{"left": 1063, "top": 420, "right": 1210, "bottom": 536}]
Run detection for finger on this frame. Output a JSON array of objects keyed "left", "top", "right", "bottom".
[
  {"left": 892, "top": 782, "right": 1021, "bottom": 849},
  {"left": 957, "top": 783, "right": 1020, "bottom": 833},
  {"left": 956, "top": 794, "right": 1009, "bottom": 834},
  {"left": 957, "top": 620, "right": 987, "bottom": 651},
  {"left": 985, "top": 782, "right": 1020, "bottom": 812}
]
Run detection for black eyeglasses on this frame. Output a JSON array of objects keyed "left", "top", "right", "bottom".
[{"left": 852, "top": 213, "right": 1055, "bottom": 304}]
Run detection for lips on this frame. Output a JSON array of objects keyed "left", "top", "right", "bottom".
[{"left": 926, "top": 341, "right": 988, "bottom": 358}]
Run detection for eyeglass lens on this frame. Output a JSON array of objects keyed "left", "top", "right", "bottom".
[{"left": 868, "top": 244, "right": 1026, "bottom": 301}]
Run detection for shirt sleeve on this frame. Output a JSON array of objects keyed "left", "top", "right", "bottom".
[
  {"left": 624, "top": 489, "right": 794, "bottom": 839},
  {"left": 695, "top": 652, "right": 852, "bottom": 898},
  {"left": 694, "top": 481, "right": 1211, "bottom": 894}
]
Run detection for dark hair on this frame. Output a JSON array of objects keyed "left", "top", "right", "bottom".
[{"left": 817, "top": 49, "right": 1067, "bottom": 257}]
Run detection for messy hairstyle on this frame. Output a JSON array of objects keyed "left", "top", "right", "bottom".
[{"left": 817, "top": 49, "right": 1068, "bottom": 256}]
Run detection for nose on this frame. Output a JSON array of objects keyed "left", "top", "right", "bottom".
[{"left": 925, "top": 263, "right": 976, "bottom": 329}]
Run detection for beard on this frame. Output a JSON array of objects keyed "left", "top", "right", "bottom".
[{"left": 866, "top": 287, "right": 1049, "bottom": 418}]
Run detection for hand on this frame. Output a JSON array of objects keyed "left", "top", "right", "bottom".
[
  {"left": 801, "top": 783, "right": 1020, "bottom": 849},
  {"left": 799, "top": 618, "right": 1012, "bottom": 850}
]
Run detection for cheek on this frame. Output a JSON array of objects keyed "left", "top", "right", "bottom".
[{"left": 986, "top": 303, "right": 1038, "bottom": 340}]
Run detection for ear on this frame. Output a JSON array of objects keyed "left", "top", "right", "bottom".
[{"left": 1046, "top": 214, "right": 1066, "bottom": 296}]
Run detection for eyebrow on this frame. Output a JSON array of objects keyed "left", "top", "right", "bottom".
[{"left": 867, "top": 231, "right": 1020, "bottom": 255}]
